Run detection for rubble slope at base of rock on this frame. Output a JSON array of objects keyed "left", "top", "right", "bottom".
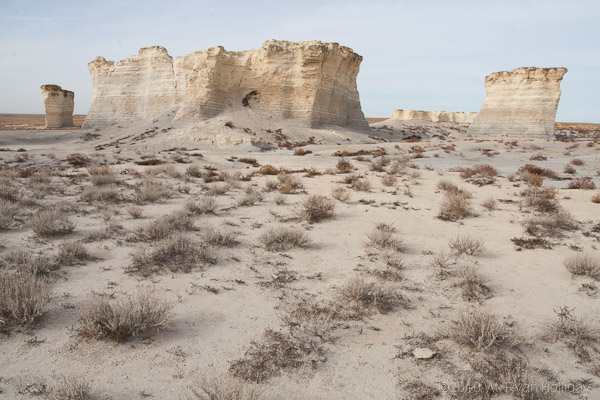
[
  {"left": 41, "top": 85, "right": 74, "bottom": 128},
  {"left": 468, "top": 67, "right": 567, "bottom": 137},
  {"left": 391, "top": 109, "right": 477, "bottom": 123},
  {"left": 83, "top": 40, "right": 368, "bottom": 131}
]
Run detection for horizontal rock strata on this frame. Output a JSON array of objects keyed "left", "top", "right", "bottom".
[
  {"left": 468, "top": 67, "right": 567, "bottom": 137},
  {"left": 83, "top": 40, "right": 368, "bottom": 130},
  {"left": 41, "top": 85, "right": 74, "bottom": 128},
  {"left": 390, "top": 109, "right": 477, "bottom": 123}
]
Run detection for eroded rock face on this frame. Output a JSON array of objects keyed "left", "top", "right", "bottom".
[
  {"left": 41, "top": 85, "right": 74, "bottom": 128},
  {"left": 83, "top": 40, "right": 368, "bottom": 130},
  {"left": 391, "top": 109, "right": 477, "bottom": 123},
  {"left": 468, "top": 67, "right": 567, "bottom": 137}
]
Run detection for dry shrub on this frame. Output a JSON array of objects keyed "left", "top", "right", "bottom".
[
  {"left": 145, "top": 164, "right": 182, "bottom": 179},
  {"left": 517, "top": 164, "right": 557, "bottom": 179},
  {"left": 336, "top": 157, "right": 353, "bottom": 173},
  {"left": 78, "top": 288, "right": 172, "bottom": 342},
  {"left": 134, "top": 179, "right": 174, "bottom": 204},
  {"left": 481, "top": 197, "right": 497, "bottom": 211},
  {"left": 135, "top": 211, "right": 193, "bottom": 242},
  {"left": 208, "top": 182, "right": 230, "bottom": 196},
  {"left": 365, "top": 223, "right": 404, "bottom": 251},
  {"left": 370, "top": 156, "right": 390, "bottom": 172},
  {"left": 438, "top": 309, "right": 516, "bottom": 351},
  {"left": 129, "top": 233, "right": 216, "bottom": 276},
  {"left": 381, "top": 174, "right": 397, "bottom": 187},
  {"left": 39, "top": 375, "right": 93, "bottom": 400},
  {"left": 0, "top": 199, "right": 17, "bottom": 229},
  {"left": 0, "top": 182, "right": 20, "bottom": 202},
  {"left": 449, "top": 235, "right": 485, "bottom": 256},
  {"left": 273, "top": 194, "right": 286, "bottom": 205},
  {"left": 520, "top": 172, "right": 544, "bottom": 187},
  {"left": 388, "top": 158, "right": 410, "bottom": 175},
  {"left": 351, "top": 178, "right": 371, "bottom": 192},
  {"left": 81, "top": 184, "right": 121, "bottom": 203},
  {"left": 127, "top": 206, "right": 144, "bottom": 219},
  {"left": 529, "top": 152, "right": 547, "bottom": 161},
  {"left": 229, "top": 329, "right": 324, "bottom": 383},
  {"left": 567, "top": 177, "right": 596, "bottom": 190},
  {"left": 293, "top": 148, "right": 312, "bottom": 156},
  {"left": 455, "top": 265, "right": 493, "bottom": 302},
  {"left": 524, "top": 211, "right": 577, "bottom": 238},
  {"left": 0, "top": 271, "right": 51, "bottom": 332},
  {"left": 30, "top": 209, "right": 75, "bottom": 237},
  {"left": 189, "top": 374, "right": 261, "bottom": 400},
  {"left": 277, "top": 172, "right": 304, "bottom": 192},
  {"left": 66, "top": 153, "right": 89, "bottom": 167},
  {"left": 338, "top": 278, "right": 402, "bottom": 314},
  {"left": 260, "top": 227, "right": 310, "bottom": 251},
  {"left": 456, "top": 353, "right": 554, "bottom": 400},
  {"left": 437, "top": 179, "right": 472, "bottom": 197},
  {"left": 201, "top": 227, "right": 237, "bottom": 247},
  {"left": 263, "top": 179, "right": 279, "bottom": 192},
  {"left": 277, "top": 183, "right": 296, "bottom": 194},
  {"left": 186, "top": 165, "right": 204, "bottom": 178},
  {"left": 401, "top": 380, "right": 440, "bottom": 400},
  {"left": 55, "top": 241, "right": 90, "bottom": 267},
  {"left": 570, "top": 158, "right": 584, "bottom": 166},
  {"left": 299, "top": 195, "right": 335, "bottom": 223},
  {"left": 521, "top": 186, "right": 559, "bottom": 213},
  {"left": 438, "top": 192, "right": 474, "bottom": 221},
  {"left": 237, "top": 187, "right": 264, "bottom": 206},
  {"left": 88, "top": 165, "right": 117, "bottom": 186},
  {"left": 564, "top": 164, "right": 576, "bottom": 174},
  {"left": 460, "top": 164, "right": 498, "bottom": 185},
  {"left": 544, "top": 306, "right": 599, "bottom": 361},
  {"left": 564, "top": 253, "right": 600, "bottom": 279},
  {"left": 258, "top": 165, "right": 279, "bottom": 175},
  {"left": 331, "top": 186, "right": 351, "bottom": 202},
  {"left": 186, "top": 196, "right": 217, "bottom": 215}
]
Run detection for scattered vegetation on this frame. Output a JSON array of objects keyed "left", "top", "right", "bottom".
[
  {"left": 544, "top": 306, "right": 599, "bottom": 361},
  {"left": 459, "top": 164, "right": 498, "bottom": 185},
  {"left": 438, "top": 192, "right": 474, "bottom": 221},
  {"left": 336, "top": 157, "right": 353, "bottom": 173},
  {"left": 189, "top": 374, "right": 261, "bottom": 400},
  {"left": 331, "top": 186, "right": 351, "bottom": 202},
  {"left": 365, "top": 223, "right": 404, "bottom": 251},
  {"left": 186, "top": 196, "right": 217, "bottom": 215},
  {"left": 524, "top": 211, "right": 577, "bottom": 238},
  {"left": 455, "top": 265, "right": 493, "bottom": 302},
  {"left": 338, "top": 278, "right": 403, "bottom": 314},
  {"left": 567, "top": 177, "right": 596, "bottom": 190},
  {"left": 448, "top": 235, "right": 485, "bottom": 256}
]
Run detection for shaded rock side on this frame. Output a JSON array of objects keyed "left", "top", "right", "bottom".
[
  {"left": 83, "top": 40, "right": 368, "bottom": 130},
  {"left": 391, "top": 109, "right": 477, "bottom": 123},
  {"left": 468, "top": 67, "right": 567, "bottom": 137},
  {"left": 41, "top": 85, "right": 74, "bottom": 128}
]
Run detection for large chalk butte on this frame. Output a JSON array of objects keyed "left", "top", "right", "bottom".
[
  {"left": 83, "top": 40, "right": 368, "bottom": 130},
  {"left": 41, "top": 85, "right": 74, "bottom": 128},
  {"left": 468, "top": 67, "right": 567, "bottom": 137}
]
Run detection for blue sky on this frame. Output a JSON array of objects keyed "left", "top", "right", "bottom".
[{"left": 1, "top": 0, "right": 599, "bottom": 122}]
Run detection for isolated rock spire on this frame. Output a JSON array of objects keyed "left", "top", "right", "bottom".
[
  {"left": 41, "top": 85, "right": 74, "bottom": 128},
  {"left": 82, "top": 40, "right": 368, "bottom": 130},
  {"left": 468, "top": 67, "right": 567, "bottom": 137}
]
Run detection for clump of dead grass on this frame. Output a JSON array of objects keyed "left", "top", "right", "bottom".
[
  {"left": 437, "top": 309, "right": 517, "bottom": 351},
  {"left": 135, "top": 211, "right": 193, "bottom": 242},
  {"left": 30, "top": 209, "right": 75, "bottom": 237},
  {"left": 189, "top": 374, "right": 261, "bottom": 400},
  {"left": 438, "top": 192, "right": 474, "bottom": 221},
  {"left": 524, "top": 211, "right": 577, "bottom": 238},
  {"left": 448, "top": 235, "right": 485, "bottom": 256},
  {"left": 259, "top": 227, "right": 310, "bottom": 251},
  {"left": 338, "top": 278, "right": 403, "bottom": 314},
  {"left": 0, "top": 271, "right": 51, "bottom": 332},
  {"left": 201, "top": 227, "right": 237, "bottom": 247},
  {"left": 544, "top": 306, "right": 599, "bottom": 361},
  {"left": 186, "top": 196, "right": 217, "bottom": 215},
  {"left": 298, "top": 195, "right": 335, "bottom": 223},
  {"left": 563, "top": 253, "right": 600, "bottom": 279},
  {"left": 455, "top": 265, "right": 493, "bottom": 302},
  {"left": 78, "top": 288, "right": 172, "bottom": 342},
  {"left": 128, "top": 233, "right": 216, "bottom": 276},
  {"left": 331, "top": 186, "right": 351, "bottom": 202},
  {"left": 365, "top": 223, "right": 404, "bottom": 251}
]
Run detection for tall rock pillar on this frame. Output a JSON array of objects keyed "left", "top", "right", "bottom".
[{"left": 41, "top": 84, "right": 75, "bottom": 128}]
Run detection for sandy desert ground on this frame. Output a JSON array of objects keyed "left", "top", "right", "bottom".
[{"left": 0, "top": 119, "right": 599, "bottom": 399}]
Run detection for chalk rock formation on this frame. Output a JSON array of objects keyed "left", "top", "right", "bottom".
[
  {"left": 391, "top": 109, "right": 477, "bottom": 123},
  {"left": 468, "top": 67, "right": 567, "bottom": 137},
  {"left": 41, "top": 85, "right": 74, "bottom": 128},
  {"left": 83, "top": 40, "right": 368, "bottom": 130}
]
